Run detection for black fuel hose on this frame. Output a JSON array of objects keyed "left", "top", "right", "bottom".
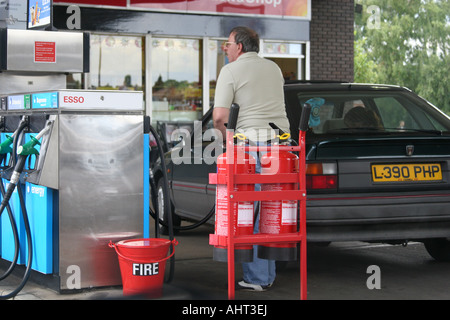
[
  {"left": 0, "top": 178, "right": 20, "bottom": 281},
  {"left": 0, "top": 119, "right": 33, "bottom": 300},
  {"left": 147, "top": 127, "right": 215, "bottom": 232},
  {"left": 0, "top": 166, "right": 32, "bottom": 300},
  {"left": 148, "top": 124, "right": 175, "bottom": 283},
  {"left": 148, "top": 104, "right": 242, "bottom": 232},
  {"left": 0, "top": 124, "right": 26, "bottom": 282},
  {"left": 149, "top": 203, "right": 215, "bottom": 231}
]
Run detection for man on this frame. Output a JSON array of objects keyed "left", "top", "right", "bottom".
[
  {"left": 213, "top": 26, "right": 290, "bottom": 142},
  {"left": 213, "top": 26, "right": 290, "bottom": 291}
]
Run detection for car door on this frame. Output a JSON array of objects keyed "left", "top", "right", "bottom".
[{"left": 170, "top": 110, "right": 220, "bottom": 221}]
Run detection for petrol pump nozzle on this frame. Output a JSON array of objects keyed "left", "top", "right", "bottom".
[
  {"left": 0, "top": 134, "right": 14, "bottom": 155},
  {"left": 17, "top": 136, "right": 40, "bottom": 157},
  {"left": 8, "top": 122, "right": 52, "bottom": 188},
  {"left": 17, "top": 121, "right": 52, "bottom": 156}
]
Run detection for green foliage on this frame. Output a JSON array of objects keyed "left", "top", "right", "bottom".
[
  {"left": 354, "top": 34, "right": 379, "bottom": 83},
  {"left": 354, "top": 0, "right": 450, "bottom": 114}
]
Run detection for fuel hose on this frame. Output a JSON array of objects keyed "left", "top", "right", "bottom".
[
  {"left": 0, "top": 155, "right": 20, "bottom": 281},
  {"left": 0, "top": 118, "right": 32, "bottom": 300},
  {"left": 0, "top": 120, "right": 52, "bottom": 299},
  {"left": 148, "top": 105, "right": 242, "bottom": 232},
  {"left": 148, "top": 124, "right": 175, "bottom": 283}
]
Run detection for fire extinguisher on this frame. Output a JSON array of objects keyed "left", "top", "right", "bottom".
[
  {"left": 213, "top": 136, "right": 256, "bottom": 263},
  {"left": 212, "top": 103, "right": 256, "bottom": 262},
  {"left": 258, "top": 135, "right": 299, "bottom": 261}
]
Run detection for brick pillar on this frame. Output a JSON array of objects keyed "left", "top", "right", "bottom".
[{"left": 310, "top": 0, "right": 354, "bottom": 82}]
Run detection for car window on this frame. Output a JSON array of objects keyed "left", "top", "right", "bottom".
[
  {"left": 297, "top": 91, "right": 450, "bottom": 134},
  {"left": 375, "top": 96, "right": 417, "bottom": 129},
  {"left": 156, "top": 120, "right": 194, "bottom": 150}
]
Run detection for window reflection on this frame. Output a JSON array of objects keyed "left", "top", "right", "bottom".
[
  {"left": 67, "top": 73, "right": 83, "bottom": 89},
  {"left": 208, "top": 40, "right": 227, "bottom": 109},
  {"left": 89, "top": 34, "right": 144, "bottom": 91},
  {"left": 262, "top": 41, "right": 305, "bottom": 80},
  {"left": 151, "top": 38, "right": 202, "bottom": 124},
  {"left": 263, "top": 42, "right": 302, "bottom": 55}
]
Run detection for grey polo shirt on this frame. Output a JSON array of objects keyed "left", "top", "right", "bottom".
[{"left": 214, "top": 52, "right": 290, "bottom": 142}]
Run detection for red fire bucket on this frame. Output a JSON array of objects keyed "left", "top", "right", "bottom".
[{"left": 109, "top": 238, "right": 177, "bottom": 298}]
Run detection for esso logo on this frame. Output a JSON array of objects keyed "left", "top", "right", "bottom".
[{"left": 63, "top": 96, "right": 85, "bottom": 103}]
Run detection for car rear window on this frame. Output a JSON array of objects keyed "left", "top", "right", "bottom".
[{"left": 297, "top": 91, "right": 450, "bottom": 135}]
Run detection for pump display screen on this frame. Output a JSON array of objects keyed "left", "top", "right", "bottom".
[
  {"left": 7, "top": 95, "right": 31, "bottom": 110},
  {"left": 27, "top": 0, "right": 52, "bottom": 29},
  {"left": 32, "top": 92, "right": 58, "bottom": 109}
]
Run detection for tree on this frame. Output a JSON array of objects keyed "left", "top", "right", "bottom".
[
  {"left": 354, "top": 32, "right": 379, "bottom": 83},
  {"left": 354, "top": 0, "right": 450, "bottom": 114}
]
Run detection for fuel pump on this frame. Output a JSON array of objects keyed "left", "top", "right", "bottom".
[
  {"left": 1, "top": 117, "right": 30, "bottom": 263},
  {"left": 0, "top": 120, "right": 20, "bottom": 282},
  {"left": 0, "top": 28, "right": 149, "bottom": 295},
  {"left": 0, "top": 117, "right": 32, "bottom": 299},
  {"left": 0, "top": 119, "right": 53, "bottom": 299}
]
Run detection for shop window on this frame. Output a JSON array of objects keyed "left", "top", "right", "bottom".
[
  {"left": 89, "top": 34, "right": 144, "bottom": 91},
  {"left": 66, "top": 73, "right": 83, "bottom": 89},
  {"left": 208, "top": 40, "right": 227, "bottom": 109},
  {"left": 262, "top": 41, "right": 306, "bottom": 80},
  {"left": 151, "top": 38, "right": 203, "bottom": 124},
  {"left": 263, "top": 42, "right": 302, "bottom": 56}
]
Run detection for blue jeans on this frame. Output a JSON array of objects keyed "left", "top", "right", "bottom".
[{"left": 242, "top": 142, "right": 276, "bottom": 286}]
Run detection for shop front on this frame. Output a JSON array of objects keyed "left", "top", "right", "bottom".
[{"left": 52, "top": 0, "right": 311, "bottom": 130}]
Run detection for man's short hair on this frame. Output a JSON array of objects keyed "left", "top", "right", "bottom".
[{"left": 230, "top": 26, "right": 260, "bottom": 53}]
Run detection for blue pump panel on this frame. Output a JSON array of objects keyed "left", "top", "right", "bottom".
[
  {"left": 23, "top": 133, "right": 53, "bottom": 274},
  {"left": 31, "top": 92, "right": 58, "bottom": 109},
  {"left": 1, "top": 129, "right": 26, "bottom": 264},
  {"left": 0, "top": 132, "right": 11, "bottom": 259},
  {"left": 0, "top": 132, "right": 54, "bottom": 273},
  {"left": 25, "top": 183, "right": 53, "bottom": 274},
  {"left": 0, "top": 133, "right": 2, "bottom": 258},
  {"left": 0, "top": 133, "right": 23, "bottom": 263},
  {"left": 143, "top": 133, "right": 150, "bottom": 237},
  {"left": 0, "top": 180, "right": 26, "bottom": 265}
]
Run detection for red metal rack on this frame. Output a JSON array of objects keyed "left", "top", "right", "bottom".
[{"left": 209, "top": 129, "right": 307, "bottom": 300}]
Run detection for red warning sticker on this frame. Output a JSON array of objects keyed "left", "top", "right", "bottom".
[{"left": 34, "top": 41, "right": 56, "bottom": 63}]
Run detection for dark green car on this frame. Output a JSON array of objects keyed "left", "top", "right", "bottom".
[{"left": 151, "top": 82, "right": 450, "bottom": 261}]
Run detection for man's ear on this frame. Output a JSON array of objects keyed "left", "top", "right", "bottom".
[{"left": 237, "top": 42, "right": 243, "bottom": 53}]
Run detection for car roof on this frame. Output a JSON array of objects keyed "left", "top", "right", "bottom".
[{"left": 283, "top": 81, "right": 410, "bottom": 93}]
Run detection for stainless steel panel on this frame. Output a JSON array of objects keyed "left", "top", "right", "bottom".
[
  {"left": 6, "top": 29, "right": 85, "bottom": 73},
  {"left": 58, "top": 114, "right": 144, "bottom": 290},
  {"left": 26, "top": 115, "right": 59, "bottom": 189},
  {"left": 0, "top": 73, "right": 66, "bottom": 95}
]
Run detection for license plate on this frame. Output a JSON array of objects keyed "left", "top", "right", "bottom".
[{"left": 371, "top": 163, "right": 442, "bottom": 182}]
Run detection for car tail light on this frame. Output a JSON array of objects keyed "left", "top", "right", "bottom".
[{"left": 306, "top": 163, "right": 337, "bottom": 191}]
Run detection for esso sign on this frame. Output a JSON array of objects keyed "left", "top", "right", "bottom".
[{"left": 63, "top": 95, "right": 85, "bottom": 104}]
